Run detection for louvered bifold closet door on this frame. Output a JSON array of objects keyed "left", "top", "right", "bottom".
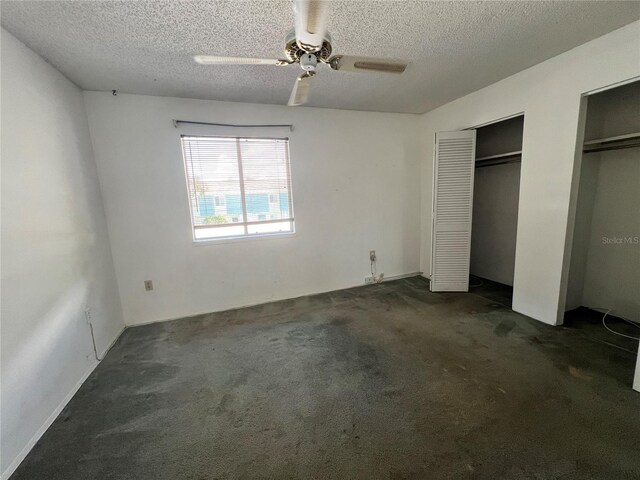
[{"left": 430, "top": 130, "right": 476, "bottom": 292}]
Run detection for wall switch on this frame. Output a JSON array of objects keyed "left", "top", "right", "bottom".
[
  {"left": 369, "top": 250, "right": 376, "bottom": 262},
  {"left": 144, "top": 280, "right": 154, "bottom": 291},
  {"left": 365, "top": 276, "right": 375, "bottom": 285}
]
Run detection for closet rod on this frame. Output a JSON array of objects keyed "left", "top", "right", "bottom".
[
  {"left": 475, "top": 158, "right": 521, "bottom": 169},
  {"left": 475, "top": 150, "right": 522, "bottom": 162},
  {"left": 173, "top": 119, "right": 294, "bottom": 131},
  {"left": 583, "top": 143, "right": 640, "bottom": 154}
]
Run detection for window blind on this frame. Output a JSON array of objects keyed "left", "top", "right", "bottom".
[{"left": 181, "top": 135, "right": 294, "bottom": 240}]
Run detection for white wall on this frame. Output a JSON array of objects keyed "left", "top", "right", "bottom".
[
  {"left": 573, "top": 82, "right": 640, "bottom": 322},
  {"left": 584, "top": 80, "right": 640, "bottom": 141},
  {"left": 470, "top": 161, "right": 521, "bottom": 286},
  {"left": 565, "top": 154, "right": 599, "bottom": 311},
  {"left": 577, "top": 150, "right": 639, "bottom": 322},
  {"left": 83, "top": 92, "right": 421, "bottom": 326},
  {"left": 1, "top": 29, "right": 125, "bottom": 478},
  {"left": 419, "top": 21, "right": 640, "bottom": 326},
  {"left": 567, "top": 151, "right": 639, "bottom": 324},
  {"left": 470, "top": 117, "right": 523, "bottom": 286}
]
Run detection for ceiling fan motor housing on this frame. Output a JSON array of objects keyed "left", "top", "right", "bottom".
[{"left": 284, "top": 29, "right": 333, "bottom": 64}]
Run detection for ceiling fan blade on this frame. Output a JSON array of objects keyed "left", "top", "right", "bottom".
[
  {"left": 294, "top": 0, "right": 330, "bottom": 52},
  {"left": 288, "top": 73, "right": 314, "bottom": 107},
  {"left": 194, "top": 55, "right": 286, "bottom": 66},
  {"left": 329, "top": 55, "right": 408, "bottom": 74}
]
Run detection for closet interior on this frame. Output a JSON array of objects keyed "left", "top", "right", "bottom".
[
  {"left": 469, "top": 115, "right": 524, "bottom": 306},
  {"left": 564, "top": 80, "right": 639, "bottom": 357}
]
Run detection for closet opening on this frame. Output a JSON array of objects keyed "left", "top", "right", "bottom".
[
  {"left": 469, "top": 115, "right": 525, "bottom": 307},
  {"left": 564, "top": 80, "right": 639, "bottom": 386}
]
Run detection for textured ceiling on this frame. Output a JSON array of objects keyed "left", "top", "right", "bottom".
[{"left": 2, "top": 1, "right": 639, "bottom": 114}]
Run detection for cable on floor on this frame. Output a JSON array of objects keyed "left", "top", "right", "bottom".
[
  {"left": 590, "top": 307, "right": 640, "bottom": 341},
  {"left": 88, "top": 321, "right": 104, "bottom": 361},
  {"left": 469, "top": 275, "right": 483, "bottom": 288},
  {"left": 370, "top": 259, "right": 384, "bottom": 284}
]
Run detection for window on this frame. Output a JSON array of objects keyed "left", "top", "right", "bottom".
[{"left": 181, "top": 135, "right": 294, "bottom": 240}]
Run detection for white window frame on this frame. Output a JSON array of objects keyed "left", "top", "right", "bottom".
[{"left": 181, "top": 134, "right": 296, "bottom": 243}]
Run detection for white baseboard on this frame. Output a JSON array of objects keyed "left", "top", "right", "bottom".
[
  {"left": 127, "top": 272, "right": 425, "bottom": 327},
  {"left": 381, "top": 272, "right": 423, "bottom": 282},
  {"left": 1, "top": 326, "right": 126, "bottom": 480}
]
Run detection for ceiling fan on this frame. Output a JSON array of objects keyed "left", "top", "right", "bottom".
[{"left": 193, "top": 0, "right": 409, "bottom": 107}]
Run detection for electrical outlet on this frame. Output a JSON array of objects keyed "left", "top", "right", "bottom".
[
  {"left": 144, "top": 280, "right": 154, "bottom": 291},
  {"left": 369, "top": 250, "right": 376, "bottom": 262},
  {"left": 84, "top": 308, "right": 92, "bottom": 324},
  {"left": 365, "top": 276, "right": 375, "bottom": 285}
]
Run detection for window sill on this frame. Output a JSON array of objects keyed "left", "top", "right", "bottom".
[{"left": 192, "top": 231, "right": 297, "bottom": 246}]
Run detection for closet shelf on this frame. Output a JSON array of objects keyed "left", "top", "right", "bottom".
[
  {"left": 583, "top": 132, "right": 640, "bottom": 146},
  {"left": 475, "top": 150, "right": 522, "bottom": 162},
  {"left": 583, "top": 132, "right": 640, "bottom": 153}
]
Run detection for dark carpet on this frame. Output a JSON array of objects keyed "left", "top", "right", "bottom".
[{"left": 12, "top": 277, "right": 640, "bottom": 479}]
